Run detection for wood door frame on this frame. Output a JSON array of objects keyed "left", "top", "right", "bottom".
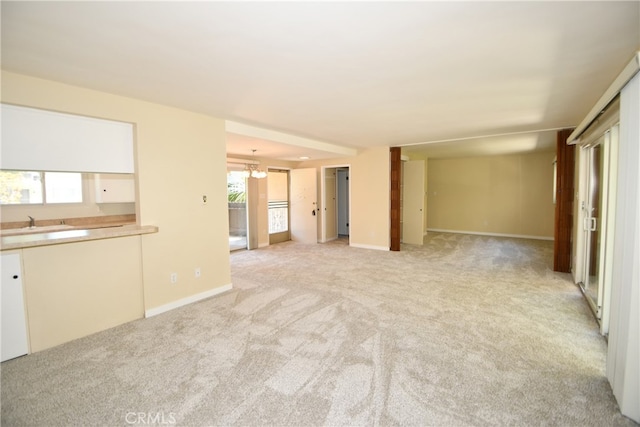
[
  {"left": 553, "top": 129, "right": 575, "bottom": 272},
  {"left": 390, "top": 147, "right": 401, "bottom": 251}
]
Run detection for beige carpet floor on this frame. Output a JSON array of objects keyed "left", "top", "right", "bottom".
[{"left": 1, "top": 232, "right": 636, "bottom": 426}]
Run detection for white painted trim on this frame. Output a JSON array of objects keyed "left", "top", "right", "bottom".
[
  {"left": 427, "top": 228, "right": 553, "bottom": 241},
  {"left": 573, "top": 147, "right": 588, "bottom": 286},
  {"left": 145, "top": 284, "right": 232, "bottom": 318},
  {"left": 227, "top": 157, "right": 259, "bottom": 165},
  {"left": 320, "top": 166, "right": 328, "bottom": 243},
  {"left": 601, "top": 124, "right": 619, "bottom": 335},
  {"left": 568, "top": 51, "right": 640, "bottom": 144},
  {"left": 350, "top": 243, "right": 390, "bottom": 251},
  {"left": 399, "top": 127, "right": 569, "bottom": 148}
]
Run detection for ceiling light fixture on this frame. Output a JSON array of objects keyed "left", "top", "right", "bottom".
[{"left": 241, "top": 149, "right": 267, "bottom": 179}]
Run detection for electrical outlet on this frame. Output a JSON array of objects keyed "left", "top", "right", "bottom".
[
  {"left": 195, "top": 268, "right": 201, "bottom": 278},
  {"left": 170, "top": 273, "right": 177, "bottom": 284}
]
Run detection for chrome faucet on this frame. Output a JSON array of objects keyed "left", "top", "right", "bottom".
[{"left": 28, "top": 216, "right": 35, "bottom": 228}]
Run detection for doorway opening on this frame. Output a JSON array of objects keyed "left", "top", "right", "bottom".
[
  {"left": 321, "top": 165, "right": 350, "bottom": 244},
  {"left": 227, "top": 170, "right": 247, "bottom": 251}
]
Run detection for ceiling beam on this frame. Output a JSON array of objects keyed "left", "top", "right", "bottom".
[{"left": 225, "top": 121, "right": 358, "bottom": 158}]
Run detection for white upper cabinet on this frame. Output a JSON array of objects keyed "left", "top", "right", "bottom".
[
  {"left": 1, "top": 104, "right": 134, "bottom": 173},
  {"left": 95, "top": 173, "right": 136, "bottom": 203}
]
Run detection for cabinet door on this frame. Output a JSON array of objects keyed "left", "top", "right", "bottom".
[
  {"left": 95, "top": 173, "right": 135, "bottom": 203},
  {"left": 1, "top": 253, "right": 29, "bottom": 361}
]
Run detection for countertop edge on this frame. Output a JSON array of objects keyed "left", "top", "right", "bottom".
[{"left": 0, "top": 225, "right": 159, "bottom": 251}]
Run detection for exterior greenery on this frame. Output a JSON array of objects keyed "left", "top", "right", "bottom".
[
  {"left": 227, "top": 171, "right": 246, "bottom": 203},
  {"left": 227, "top": 188, "right": 246, "bottom": 202}
]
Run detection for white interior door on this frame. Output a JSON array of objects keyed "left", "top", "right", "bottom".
[
  {"left": 402, "top": 160, "right": 425, "bottom": 245},
  {"left": 290, "top": 168, "right": 318, "bottom": 244}
]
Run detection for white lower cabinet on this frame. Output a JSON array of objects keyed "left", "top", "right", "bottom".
[{"left": 1, "top": 252, "right": 29, "bottom": 362}]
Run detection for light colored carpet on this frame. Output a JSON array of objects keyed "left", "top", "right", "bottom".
[{"left": 1, "top": 232, "right": 636, "bottom": 426}]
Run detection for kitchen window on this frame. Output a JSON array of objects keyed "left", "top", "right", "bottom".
[{"left": 0, "top": 170, "right": 83, "bottom": 205}]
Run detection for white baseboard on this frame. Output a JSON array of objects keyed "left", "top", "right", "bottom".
[
  {"left": 427, "top": 228, "right": 554, "bottom": 241},
  {"left": 145, "top": 284, "right": 233, "bottom": 318},
  {"left": 350, "top": 243, "right": 390, "bottom": 251}
]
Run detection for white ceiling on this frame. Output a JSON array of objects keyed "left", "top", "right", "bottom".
[{"left": 2, "top": 1, "right": 639, "bottom": 160}]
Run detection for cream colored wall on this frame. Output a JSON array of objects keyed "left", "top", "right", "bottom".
[
  {"left": 427, "top": 151, "right": 556, "bottom": 238},
  {"left": 21, "top": 236, "right": 144, "bottom": 352},
  {"left": 2, "top": 71, "right": 232, "bottom": 313},
  {"left": 300, "top": 146, "right": 390, "bottom": 250}
]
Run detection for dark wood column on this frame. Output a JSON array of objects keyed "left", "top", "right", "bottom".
[
  {"left": 390, "top": 147, "right": 401, "bottom": 251},
  {"left": 554, "top": 128, "right": 575, "bottom": 272}
]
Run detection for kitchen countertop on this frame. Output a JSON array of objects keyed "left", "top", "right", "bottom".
[{"left": 1, "top": 224, "right": 158, "bottom": 250}]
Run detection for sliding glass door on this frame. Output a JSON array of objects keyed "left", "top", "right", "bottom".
[
  {"left": 581, "top": 140, "right": 604, "bottom": 315},
  {"left": 578, "top": 123, "right": 618, "bottom": 334},
  {"left": 227, "top": 171, "right": 247, "bottom": 251}
]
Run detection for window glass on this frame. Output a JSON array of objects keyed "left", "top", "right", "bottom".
[
  {"left": 227, "top": 171, "right": 246, "bottom": 202},
  {"left": 0, "top": 170, "right": 82, "bottom": 204},
  {"left": 0, "top": 171, "right": 43, "bottom": 204},
  {"left": 45, "top": 172, "right": 82, "bottom": 203}
]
